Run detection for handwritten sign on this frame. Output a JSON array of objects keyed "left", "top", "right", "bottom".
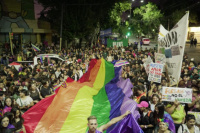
[
  {"left": 171, "top": 45, "right": 180, "bottom": 56},
  {"left": 188, "top": 111, "right": 200, "bottom": 124},
  {"left": 148, "top": 63, "right": 163, "bottom": 83},
  {"left": 143, "top": 56, "right": 153, "bottom": 74},
  {"left": 162, "top": 87, "right": 192, "bottom": 103},
  {"left": 155, "top": 53, "right": 166, "bottom": 64}
]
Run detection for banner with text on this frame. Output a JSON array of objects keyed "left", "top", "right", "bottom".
[
  {"left": 158, "top": 12, "right": 189, "bottom": 84},
  {"left": 107, "top": 39, "right": 128, "bottom": 48},
  {"left": 148, "top": 63, "right": 163, "bottom": 83},
  {"left": 162, "top": 87, "right": 192, "bottom": 103},
  {"left": 188, "top": 111, "right": 200, "bottom": 124}
]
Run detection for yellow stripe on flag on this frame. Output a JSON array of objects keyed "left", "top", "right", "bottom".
[
  {"left": 59, "top": 59, "right": 106, "bottom": 133},
  {"left": 159, "top": 32, "right": 165, "bottom": 37}
]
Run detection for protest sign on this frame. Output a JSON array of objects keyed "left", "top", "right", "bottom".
[
  {"left": 162, "top": 87, "right": 192, "bottom": 103},
  {"left": 158, "top": 12, "right": 189, "bottom": 84},
  {"left": 155, "top": 53, "right": 166, "bottom": 64},
  {"left": 143, "top": 56, "right": 153, "bottom": 74},
  {"left": 148, "top": 63, "right": 163, "bottom": 83},
  {"left": 188, "top": 111, "right": 200, "bottom": 124}
]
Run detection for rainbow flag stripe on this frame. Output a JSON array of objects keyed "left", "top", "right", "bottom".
[
  {"left": 23, "top": 59, "right": 142, "bottom": 133},
  {"left": 32, "top": 44, "right": 40, "bottom": 52}
]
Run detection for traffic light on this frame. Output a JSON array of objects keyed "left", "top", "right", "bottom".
[{"left": 126, "top": 32, "right": 130, "bottom": 36}]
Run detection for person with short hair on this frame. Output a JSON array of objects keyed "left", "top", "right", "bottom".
[
  {"left": 16, "top": 89, "right": 34, "bottom": 112},
  {"left": 87, "top": 111, "right": 130, "bottom": 133},
  {"left": 177, "top": 114, "right": 200, "bottom": 133},
  {"left": 155, "top": 120, "right": 172, "bottom": 133}
]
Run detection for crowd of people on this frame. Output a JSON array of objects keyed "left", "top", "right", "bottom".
[{"left": 0, "top": 41, "right": 200, "bottom": 133}]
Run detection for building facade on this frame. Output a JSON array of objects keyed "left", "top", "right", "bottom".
[{"left": 0, "top": 0, "right": 52, "bottom": 48}]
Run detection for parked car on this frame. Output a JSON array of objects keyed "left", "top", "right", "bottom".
[{"left": 142, "top": 38, "right": 150, "bottom": 45}]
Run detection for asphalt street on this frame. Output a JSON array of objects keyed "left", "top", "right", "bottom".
[{"left": 139, "top": 42, "right": 200, "bottom": 63}]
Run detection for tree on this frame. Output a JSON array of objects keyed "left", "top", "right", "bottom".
[
  {"left": 160, "top": 0, "right": 200, "bottom": 29},
  {"left": 37, "top": 0, "right": 130, "bottom": 48},
  {"left": 166, "top": 9, "right": 198, "bottom": 30},
  {"left": 131, "top": 2, "right": 163, "bottom": 39}
]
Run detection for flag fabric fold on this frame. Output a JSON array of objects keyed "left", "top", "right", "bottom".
[
  {"left": 23, "top": 59, "right": 142, "bottom": 133},
  {"left": 31, "top": 44, "right": 40, "bottom": 52}
]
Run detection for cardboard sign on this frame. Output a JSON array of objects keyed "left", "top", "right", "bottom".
[
  {"left": 148, "top": 63, "right": 163, "bottom": 83},
  {"left": 188, "top": 111, "right": 200, "bottom": 124},
  {"left": 143, "top": 56, "right": 153, "bottom": 74},
  {"left": 155, "top": 53, "right": 166, "bottom": 64},
  {"left": 162, "top": 87, "right": 192, "bottom": 103}
]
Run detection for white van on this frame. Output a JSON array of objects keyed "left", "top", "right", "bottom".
[{"left": 10, "top": 54, "right": 67, "bottom": 71}]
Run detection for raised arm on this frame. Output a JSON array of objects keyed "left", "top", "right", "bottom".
[{"left": 98, "top": 111, "right": 131, "bottom": 132}]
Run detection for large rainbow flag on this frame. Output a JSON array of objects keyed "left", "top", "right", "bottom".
[{"left": 23, "top": 59, "right": 142, "bottom": 133}]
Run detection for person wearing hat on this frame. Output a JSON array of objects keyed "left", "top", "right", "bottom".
[
  {"left": 137, "top": 101, "right": 154, "bottom": 133},
  {"left": 156, "top": 119, "right": 172, "bottom": 133}
]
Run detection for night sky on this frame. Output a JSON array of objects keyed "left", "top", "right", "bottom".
[{"left": 34, "top": 0, "right": 200, "bottom": 22}]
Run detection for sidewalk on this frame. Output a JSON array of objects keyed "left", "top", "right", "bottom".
[{"left": 184, "top": 43, "right": 200, "bottom": 63}]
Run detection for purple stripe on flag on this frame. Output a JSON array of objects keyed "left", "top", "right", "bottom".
[
  {"left": 105, "top": 62, "right": 141, "bottom": 133},
  {"left": 109, "top": 114, "right": 143, "bottom": 133}
]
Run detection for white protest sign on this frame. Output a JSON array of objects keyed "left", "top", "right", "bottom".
[
  {"left": 188, "top": 111, "right": 200, "bottom": 125},
  {"left": 155, "top": 53, "right": 166, "bottom": 64},
  {"left": 148, "top": 63, "right": 163, "bottom": 83},
  {"left": 143, "top": 56, "right": 153, "bottom": 74},
  {"left": 158, "top": 12, "right": 189, "bottom": 84},
  {"left": 162, "top": 87, "right": 192, "bottom": 103}
]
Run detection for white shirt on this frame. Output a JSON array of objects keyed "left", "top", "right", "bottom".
[
  {"left": 55, "top": 71, "right": 61, "bottom": 78},
  {"left": 78, "top": 70, "right": 83, "bottom": 78},
  {"left": 107, "top": 56, "right": 113, "bottom": 62},
  {"left": 149, "top": 102, "right": 156, "bottom": 112},
  {"left": 16, "top": 96, "right": 33, "bottom": 107},
  {"left": 178, "top": 124, "right": 200, "bottom": 133}
]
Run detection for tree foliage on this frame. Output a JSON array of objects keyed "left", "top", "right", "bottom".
[
  {"left": 109, "top": 2, "right": 131, "bottom": 28},
  {"left": 131, "top": 2, "right": 163, "bottom": 38},
  {"left": 37, "top": 0, "right": 130, "bottom": 46}
]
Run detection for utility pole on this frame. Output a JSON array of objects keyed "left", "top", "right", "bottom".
[
  {"left": 168, "top": 19, "right": 170, "bottom": 31},
  {"left": 60, "top": 3, "right": 64, "bottom": 51}
]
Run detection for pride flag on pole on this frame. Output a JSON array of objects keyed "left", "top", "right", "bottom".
[
  {"left": 31, "top": 44, "right": 40, "bottom": 51},
  {"left": 23, "top": 59, "right": 142, "bottom": 133}
]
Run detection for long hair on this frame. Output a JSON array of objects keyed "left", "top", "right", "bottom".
[
  {"left": 0, "top": 115, "right": 10, "bottom": 132},
  {"left": 11, "top": 107, "right": 24, "bottom": 124},
  {"left": 4, "top": 97, "right": 14, "bottom": 108},
  {"left": 154, "top": 103, "right": 165, "bottom": 124}
]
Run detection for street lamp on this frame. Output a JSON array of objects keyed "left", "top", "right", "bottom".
[
  {"left": 141, "top": 0, "right": 144, "bottom": 3},
  {"left": 128, "top": 15, "right": 130, "bottom": 18}
]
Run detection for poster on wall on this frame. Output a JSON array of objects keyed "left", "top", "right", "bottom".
[{"left": 162, "top": 87, "right": 192, "bottom": 103}]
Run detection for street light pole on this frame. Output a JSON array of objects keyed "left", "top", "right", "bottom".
[{"left": 60, "top": 3, "right": 64, "bottom": 51}]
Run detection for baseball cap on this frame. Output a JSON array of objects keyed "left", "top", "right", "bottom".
[{"left": 137, "top": 101, "right": 149, "bottom": 108}]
